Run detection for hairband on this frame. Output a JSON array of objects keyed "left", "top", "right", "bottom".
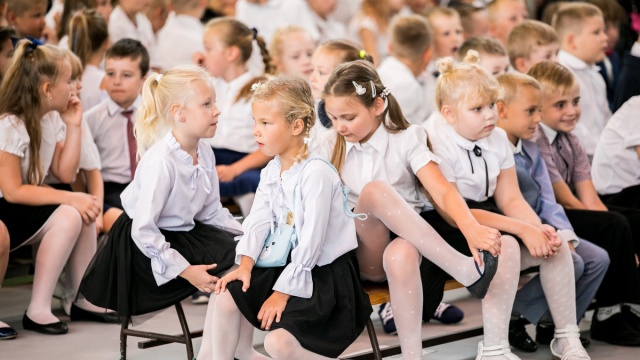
[
  {"left": 359, "top": 50, "right": 367, "bottom": 59},
  {"left": 251, "top": 81, "right": 261, "bottom": 91},
  {"left": 251, "top": 27, "right": 258, "bottom": 40},
  {"left": 23, "top": 37, "right": 41, "bottom": 56},
  {"left": 156, "top": 73, "right": 163, "bottom": 82}
]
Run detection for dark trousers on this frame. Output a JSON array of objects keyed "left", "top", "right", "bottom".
[
  {"left": 103, "top": 182, "right": 129, "bottom": 210},
  {"left": 565, "top": 209, "right": 640, "bottom": 306},
  {"left": 601, "top": 184, "right": 640, "bottom": 257}
]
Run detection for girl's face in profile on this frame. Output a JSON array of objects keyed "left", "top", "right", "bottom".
[
  {"left": 324, "top": 94, "right": 383, "bottom": 144},
  {"left": 444, "top": 96, "right": 498, "bottom": 142},
  {"left": 310, "top": 48, "right": 341, "bottom": 99}
]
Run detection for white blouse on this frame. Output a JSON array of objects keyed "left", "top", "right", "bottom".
[
  {"left": 313, "top": 124, "right": 438, "bottom": 213},
  {"left": 121, "top": 132, "right": 243, "bottom": 286},
  {"left": 235, "top": 154, "right": 358, "bottom": 298},
  {"left": 0, "top": 113, "right": 65, "bottom": 198},
  {"left": 425, "top": 115, "right": 515, "bottom": 202}
]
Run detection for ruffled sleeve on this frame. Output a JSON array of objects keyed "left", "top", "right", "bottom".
[{"left": 0, "top": 115, "right": 29, "bottom": 158}]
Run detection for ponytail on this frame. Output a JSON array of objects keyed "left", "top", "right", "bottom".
[{"left": 69, "top": 9, "right": 109, "bottom": 67}]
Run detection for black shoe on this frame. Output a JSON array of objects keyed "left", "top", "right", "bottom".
[
  {"left": 70, "top": 304, "right": 120, "bottom": 323},
  {"left": 623, "top": 304, "right": 640, "bottom": 332},
  {"left": 0, "top": 326, "right": 17, "bottom": 340},
  {"left": 466, "top": 250, "right": 498, "bottom": 299},
  {"left": 591, "top": 311, "right": 640, "bottom": 346},
  {"left": 509, "top": 318, "right": 537, "bottom": 352},
  {"left": 22, "top": 313, "right": 68, "bottom": 335}
]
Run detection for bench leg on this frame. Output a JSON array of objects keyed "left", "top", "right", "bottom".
[{"left": 365, "top": 318, "right": 383, "bottom": 360}]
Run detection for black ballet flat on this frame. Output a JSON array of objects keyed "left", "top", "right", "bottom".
[
  {"left": 0, "top": 326, "right": 17, "bottom": 340},
  {"left": 466, "top": 250, "right": 499, "bottom": 299},
  {"left": 22, "top": 313, "right": 68, "bottom": 335},
  {"left": 70, "top": 304, "right": 120, "bottom": 324}
]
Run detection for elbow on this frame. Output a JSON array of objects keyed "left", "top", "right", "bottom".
[{"left": 2, "top": 190, "right": 18, "bottom": 204}]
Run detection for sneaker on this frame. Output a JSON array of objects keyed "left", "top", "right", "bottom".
[
  {"left": 377, "top": 302, "right": 397, "bottom": 335},
  {"left": 623, "top": 304, "right": 640, "bottom": 332},
  {"left": 433, "top": 302, "right": 464, "bottom": 324},
  {"left": 191, "top": 291, "right": 210, "bottom": 305},
  {"left": 590, "top": 310, "right": 640, "bottom": 346}
]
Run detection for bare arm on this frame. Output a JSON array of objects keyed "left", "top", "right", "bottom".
[
  {"left": 50, "top": 95, "right": 84, "bottom": 183},
  {"left": 216, "top": 149, "right": 272, "bottom": 182},
  {"left": 552, "top": 181, "right": 586, "bottom": 210},
  {"left": 574, "top": 179, "right": 608, "bottom": 211},
  {"left": 358, "top": 28, "right": 379, "bottom": 66}
]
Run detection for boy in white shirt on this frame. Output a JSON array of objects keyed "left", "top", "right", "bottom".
[
  {"left": 554, "top": 2, "right": 611, "bottom": 157},
  {"left": 304, "top": 0, "right": 345, "bottom": 44},
  {"left": 157, "top": 0, "right": 205, "bottom": 70},
  {"left": 486, "top": 0, "right": 528, "bottom": 46}
]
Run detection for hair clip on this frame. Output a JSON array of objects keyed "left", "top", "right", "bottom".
[
  {"left": 359, "top": 50, "right": 367, "bottom": 59},
  {"left": 380, "top": 87, "right": 391, "bottom": 99},
  {"left": 352, "top": 81, "right": 366, "bottom": 95},
  {"left": 251, "top": 27, "right": 258, "bottom": 40},
  {"left": 155, "top": 73, "right": 163, "bottom": 82},
  {"left": 303, "top": 137, "right": 311, "bottom": 145},
  {"left": 370, "top": 81, "right": 376, "bottom": 98},
  {"left": 251, "top": 81, "right": 261, "bottom": 92}
]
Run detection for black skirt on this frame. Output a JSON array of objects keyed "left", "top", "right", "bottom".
[
  {"left": 0, "top": 198, "right": 60, "bottom": 250},
  {"left": 227, "top": 253, "right": 373, "bottom": 358},
  {"left": 78, "top": 213, "right": 237, "bottom": 317}
]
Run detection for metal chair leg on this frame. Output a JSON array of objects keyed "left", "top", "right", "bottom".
[{"left": 365, "top": 318, "right": 383, "bottom": 360}]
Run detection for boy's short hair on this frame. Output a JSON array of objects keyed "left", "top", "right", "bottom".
[
  {"left": 7, "top": 0, "right": 46, "bottom": 15},
  {"left": 585, "top": 0, "right": 626, "bottom": 25},
  {"left": 496, "top": 72, "right": 541, "bottom": 104},
  {"left": 426, "top": 6, "right": 460, "bottom": 22},
  {"left": 552, "top": 2, "right": 603, "bottom": 40},
  {"left": 507, "top": 20, "right": 558, "bottom": 67},
  {"left": 171, "top": 0, "right": 202, "bottom": 12},
  {"left": 389, "top": 14, "right": 432, "bottom": 59},
  {"left": 487, "top": 0, "right": 524, "bottom": 22},
  {"left": 105, "top": 39, "right": 150, "bottom": 76},
  {"left": 449, "top": 1, "right": 487, "bottom": 36},
  {"left": 458, "top": 36, "right": 506, "bottom": 60},
  {"left": 527, "top": 61, "right": 574, "bottom": 95}
]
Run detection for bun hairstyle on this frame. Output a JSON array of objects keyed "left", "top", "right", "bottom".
[
  {"left": 251, "top": 76, "right": 315, "bottom": 163},
  {"left": 322, "top": 60, "right": 409, "bottom": 172},
  {"left": 435, "top": 49, "right": 502, "bottom": 112}
]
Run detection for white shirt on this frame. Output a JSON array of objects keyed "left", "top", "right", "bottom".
[
  {"left": 85, "top": 97, "right": 140, "bottom": 184},
  {"left": 313, "top": 124, "right": 437, "bottom": 213},
  {"left": 0, "top": 113, "right": 65, "bottom": 197},
  {"left": 81, "top": 65, "right": 108, "bottom": 112},
  {"left": 204, "top": 72, "right": 257, "bottom": 153},
  {"left": 558, "top": 51, "right": 612, "bottom": 156},
  {"left": 235, "top": 0, "right": 319, "bottom": 44},
  {"left": 425, "top": 115, "right": 515, "bottom": 202},
  {"left": 235, "top": 154, "right": 358, "bottom": 298},
  {"left": 348, "top": 14, "right": 389, "bottom": 62},
  {"left": 592, "top": 95, "right": 640, "bottom": 195},
  {"left": 378, "top": 56, "right": 432, "bottom": 125},
  {"left": 156, "top": 14, "right": 204, "bottom": 70},
  {"left": 121, "top": 132, "right": 242, "bottom": 286},
  {"left": 109, "top": 6, "right": 158, "bottom": 69},
  {"left": 306, "top": 4, "right": 346, "bottom": 44}
]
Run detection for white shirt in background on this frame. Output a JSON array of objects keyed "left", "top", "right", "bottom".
[
  {"left": 235, "top": 0, "right": 319, "bottom": 44},
  {"left": 348, "top": 14, "right": 389, "bottom": 62},
  {"left": 81, "top": 65, "right": 108, "bottom": 112},
  {"left": 109, "top": 6, "right": 159, "bottom": 69},
  {"left": 378, "top": 56, "right": 432, "bottom": 125},
  {"left": 156, "top": 14, "right": 204, "bottom": 70}
]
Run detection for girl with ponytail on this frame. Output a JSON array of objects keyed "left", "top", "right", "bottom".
[
  {"left": 194, "top": 17, "right": 276, "bottom": 218},
  {"left": 78, "top": 65, "right": 245, "bottom": 332}
]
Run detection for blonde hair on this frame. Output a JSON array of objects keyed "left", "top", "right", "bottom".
[
  {"left": 269, "top": 26, "right": 313, "bottom": 64},
  {"left": 487, "top": 0, "right": 525, "bottom": 22},
  {"left": 171, "top": 0, "right": 202, "bottom": 12},
  {"left": 317, "top": 39, "right": 375, "bottom": 64},
  {"left": 435, "top": 50, "right": 502, "bottom": 112},
  {"left": 389, "top": 14, "right": 432, "bottom": 59},
  {"left": 496, "top": 72, "right": 541, "bottom": 104},
  {"left": 64, "top": 49, "right": 84, "bottom": 80},
  {"left": 526, "top": 61, "right": 574, "bottom": 96},
  {"left": 0, "top": 40, "right": 67, "bottom": 185},
  {"left": 552, "top": 2, "right": 603, "bottom": 40},
  {"left": 252, "top": 76, "right": 315, "bottom": 163},
  {"left": 426, "top": 6, "right": 460, "bottom": 23},
  {"left": 135, "top": 65, "right": 213, "bottom": 158},
  {"left": 507, "top": 20, "right": 558, "bottom": 67},
  {"left": 323, "top": 60, "right": 409, "bottom": 173},
  {"left": 457, "top": 36, "right": 507, "bottom": 60}
]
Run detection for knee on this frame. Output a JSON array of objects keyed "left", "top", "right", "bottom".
[
  {"left": 500, "top": 235, "right": 520, "bottom": 256},
  {"left": 571, "top": 252, "right": 585, "bottom": 279},
  {"left": 215, "top": 291, "right": 239, "bottom": 314},
  {"left": 383, "top": 238, "right": 420, "bottom": 280},
  {"left": 264, "top": 329, "right": 298, "bottom": 360},
  {"left": 360, "top": 181, "right": 395, "bottom": 205},
  {"left": 0, "top": 221, "right": 9, "bottom": 249},
  {"left": 55, "top": 205, "right": 84, "bottom": 232}
]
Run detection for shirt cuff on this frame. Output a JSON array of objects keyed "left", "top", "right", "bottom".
[
  {"left": 150, "top": 247, "right": 191, "bottom": 286},
  {"left": 272, "top": 262, "right": 313, "bottom": 298},
  {"left": 556, "top": 229, "right": 580, "bottom": 248}
]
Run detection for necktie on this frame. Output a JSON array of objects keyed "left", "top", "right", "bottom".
[
  {"left": 122, "top": 110, "right": 136, "bottom": 180},
  {"left": 467, "top": 145, "right": 489, "bottom": 198}
]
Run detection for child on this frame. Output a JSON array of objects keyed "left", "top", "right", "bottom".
[
  {"left": 304, "top": 0, "right": 346, "bottom": 44},
  {"left": 487, "top": 0, "right": 528, "bottom": 46},
  {"left": 349, "top": 0, "right": 393, "bottom": 65},
  {"left": 377, "top": 14, "right": 435, "bottom": 125},
  {"left": 196, "top": 17, "right": 274, "bottom": 218},
  {"left": 553, "top": 2, "right": 610, "bottom": 157},
  {"left": 145, "top": 0, "right": 170, "bottom": 35},
  {"left": 6, "top": 0, "right": 47, "bottom": 39},
  {"left": 269, "top": 26, "right": 315, "bottom": 81},
  {"left": 78, "top": 65, "right": 242, "bottom": 323},
  {"left": 56, "top": 0, "right": 113, "bottom": 48},
  {"left": 319, "top": 59, "right": 516, "bottom": 360},
  {"left": 157, "top": 0, "right": 206, "bottom": 70},
  {"left": 592, "top": 96, "right": 640, "bottom": 208},
  {"left": 495, "top": 72, "right": 608, "bottom": 351},
  {"left": 209, "top": 76, "right": 372, "bottom": 360},
  {"left": 450, "top": 1, "right": 489, "bottom": 39},
  {"left": 529, "top": 61, "right": 640, "bottom": 346},
  {"left": 108, "top": 0, "right": 157, "bottom": 69},
  {"left": 423, "top": 51, "right": 588, "bottom": 360},
  {"left": 68, "top": 9, "right": 109, "bottom": 111},
  {"left": 507, "top": 20, "right": 559, "bottom": 74},
  {"left": 0, "top": 27, "right": 15, "bottom": 80},
  {"left": 426, "top": 7, "right": 464, "bottom": 60},
  {"left": 85, "top": 39, "right": 148, "bottom": 233},
  {"left": 0, "top": 40, "right": 107, "bottom": 335},
  {"left": 457, "top": 36, "right": 510, "bottom": 76}
]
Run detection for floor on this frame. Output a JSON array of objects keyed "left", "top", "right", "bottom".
[{"left": 2, "top": 284, "right": 640, "bottom": 360}]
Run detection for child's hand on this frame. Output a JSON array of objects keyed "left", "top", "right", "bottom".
[
  {"left": 95, "top": 212, "right": 104, "bottom": 234},
  {"left": 538, "top": 224, "right": 561, "bottom": 253},
  {"left": 60, "top": 94, "right": 83, "bottom": 128},
  {"left": 215, "top": 267, "right": 251, "bottom": 294},
  {"left": 66, "top": 192, "right": 101, "bottom": 224},
  {"left": 179, "top": 264, "right": 219, "bottom": 293},
  {"left": 520, "top": 225, "right": 552, "bottom": 258},
  {"left": 461, "top": 223, "right": 502, "bottom": 266},
  {"left": 257, "top": 291, "right": 290, "bottom": 330},
  {"left": 216, "top": 165, "right": 239, "bottom": 182}
]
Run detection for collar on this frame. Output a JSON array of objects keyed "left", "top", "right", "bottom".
[
  {"left": 345, "top": 123, "right": 388, "bottom": 156},
  {"left": 539, "top": 123, "right": 559, "bottom": 144},
  {"left": 558, "top": 50, "right": 600, "bottom": 72},
  {"left": 444, "top": 122, "right": 491, "bottom": 152},
  {"left": 106, "top": 96, "right": 141, "bottom": 117},
  {"left": 215, "top": 71, "right": 254, "bottom": 95},
  {"left": 509, "top": 139, "right": 522, "bottom": 154}
]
